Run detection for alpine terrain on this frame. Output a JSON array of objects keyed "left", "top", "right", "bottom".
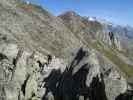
[{"left": 0, "top": 0, "right": 133, "bottom": 100}]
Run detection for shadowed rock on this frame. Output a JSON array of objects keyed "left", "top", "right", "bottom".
[
  {"left": 42, "top": 48, "right": 108, "bottom": 100},
  {"left": 0, "top": 53, "right": 8, "bottom": 61},
  {"left": 89, "top": 74, "right": 107, "bottom": 100},
  {"left": 115, "top": 90, "right": 133, "bottom": 100},
  {"left": 21, "top": 74, "right": 30, "bottom": 96}
]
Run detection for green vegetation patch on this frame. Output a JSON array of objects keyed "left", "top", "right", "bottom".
[
  {"left": 16, "top": 2, "right": 36, "bottom": 12},
  {"left": 90, "top": 41, "right": 133, "bottom": 80}
]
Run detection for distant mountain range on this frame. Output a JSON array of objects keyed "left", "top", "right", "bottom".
[{"left": 87, "top": 16, "right": 133, "bottom": 39}]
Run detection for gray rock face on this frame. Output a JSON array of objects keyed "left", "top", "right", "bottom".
[
  {"left": 0, "top": 44, "right": 132, "bottom": 100},
  {"left": 102, "top": 23, "right": 133, "bottom": 54},
  {"left": 0, "top": 0, "right": 82, "bottom": 57},
  {"left": 41, "top": 48, "right": 132, "bottom": 100},
  {"left": 0, "top": 0, "right": 133, "bottom": 100}
]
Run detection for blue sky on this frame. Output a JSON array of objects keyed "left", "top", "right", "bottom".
[{"left": 27, "top": 0, "right": 133, "bottom": 26}]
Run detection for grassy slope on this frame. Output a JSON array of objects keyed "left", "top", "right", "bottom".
[
  {"left": 89, "top": 41, "right": 133, "bottom": 82},
  {"left": 15, "top": 1, "right": 133, "bottom": 82}
]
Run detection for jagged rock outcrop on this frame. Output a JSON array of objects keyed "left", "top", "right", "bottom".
[
  {"left": 1, "top": 43, "right": 132, "bottom": 100},
  {"left": 0, "top": 0, "right": 133, "bottom": 100},
  {"left": 41, "top": 48, "right": 132, "bottom": 100}
]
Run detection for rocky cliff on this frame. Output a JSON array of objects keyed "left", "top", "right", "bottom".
[{"left": 0, "top": 0, "right": 133, "bottom": 100}]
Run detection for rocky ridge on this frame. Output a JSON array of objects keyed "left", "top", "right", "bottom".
[{"left": 0, "top": 0, "right": 133, "bottom": 100}]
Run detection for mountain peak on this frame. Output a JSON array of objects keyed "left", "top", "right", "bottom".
[
  {"left": 0, "top": 1, "right": 133, "bottom": 100},
  {"left": 59, "top": 10, "right": 79, "bottom": 17}
]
